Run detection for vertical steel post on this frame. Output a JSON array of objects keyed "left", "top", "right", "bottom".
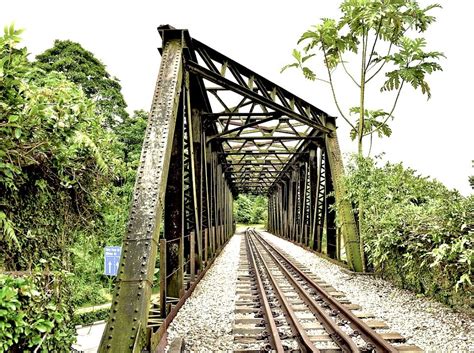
[
  {"left": 185, "top": 80, "right": 202, "bottom": 272},
  {"left": 164, "top": 87, "right": 184, "bottom": 300},
  {"left": 324, "top": 118, "right": 363, "bottom": 271},
  {"left": 204, "top": 228, "right": 208, "bottom": 265},
  {"left": 309, "top": 148, "right": 318, "bottom": 249},
  {"left": 159, "top": 239, "right": 167, "bottom": 318},
  {"left": 98, "top": 38, "right": 184, "bottom": 353},
  {"left": 325, "top": 151, "right": 337, "bottom": 259},
  {"left": 190, "top": 231, "right": 195, "bottom": 280}
]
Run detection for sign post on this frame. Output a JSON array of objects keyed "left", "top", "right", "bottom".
[{"left": 104, "top": 246, "right": 121, "bottom": 276}]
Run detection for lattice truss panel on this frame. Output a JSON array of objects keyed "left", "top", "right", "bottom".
[{"left": 186, "top": 39, "right": 332, "bottom": 194}]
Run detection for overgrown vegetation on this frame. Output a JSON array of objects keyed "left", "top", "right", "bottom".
[
  {"left": 72, "top": 307, "right": 110, "bottom": 327},
  {"left": 0, "top": 25, "right": 146, "bottom": 350},
  {"left": 344, "top": 156, "right": 473, "bottom": 308},
  {"left": 234, "top": 194, "right": 268, "bottom": 225},
  {"left": 0, "top": 271, "right": 75, "bottom": 353}
]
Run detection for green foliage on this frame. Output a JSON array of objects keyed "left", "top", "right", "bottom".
[
  {"left": 0, "top": 24, "right": 147, "bottom": 319},
  {"left": 283, "top": 0, "right": 444, "bottom": 154},
  {"left": 234, "top": 194, "right": 268, "bottom": 224},
  {"left": 35, "top": 40, "right": 129, "bottom": 129},
  {"left": 381, "top": 37, "right": 443, "bottom": 98},
  {"left": 72, "top": 307, "right": 110, "bottom": 327},
  {"left": 67, "top": 111, "right": 147, "bottom": 307},
  {"left": 116, "top": 109, "right": 148, "bottom": 168},
  {"left": 349, "top": 107, "right": 393, "bottom": 140},
  {"left": 343, "top": 156, "right": 473, "bottom": 308},
  {"left": 0, "top": 271, "right": 75, "bottom": 352},
  {"left": 0, "top": 25, "right": 113, "bottom": 270},
  {"left": 0, "top": 25, "right": 147, "bottom": 350}
]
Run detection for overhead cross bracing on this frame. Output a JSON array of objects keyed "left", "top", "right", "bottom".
[
  {"left": 185, "top": 36, "right": 333, "bottom": 195},
  {"left": 98, "top": 25, "right": 363, "bottom": 353}
]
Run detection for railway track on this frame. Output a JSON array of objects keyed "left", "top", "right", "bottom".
[{"left": 232, "top": 229, "right": 423, "bottom": 353}]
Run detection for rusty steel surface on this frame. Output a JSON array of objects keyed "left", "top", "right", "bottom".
[
  {"left": 98, "top": 37, "right": 184, "bottom": 352},
  {"left": 247, "top": 230, "right": 318, "bottom": 352},
  {"left": 244, "top": 229, "right": 286, "bottom": 352},
  {"left": 252, "top": 229, "right": 398, "bottom": 353}
]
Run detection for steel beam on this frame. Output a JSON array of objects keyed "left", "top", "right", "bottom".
[
  {"left": 186, "top": 61, "right": 332, "bottom": 134},
  {"left": 98, "top": 38, "right": 184, "bottom": 353}
]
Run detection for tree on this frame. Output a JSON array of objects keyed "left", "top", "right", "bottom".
[
  {"left": 283, "top": 0, "right": 444, "bottom": 155},
  {"left": 34, "top": 42, "right": 148, "bottom": 308},
  {"left": 35, "top": 40, "right": 128, "bottom": 129},
  {"left": 282, "top": 0, "right": 444, "bottom": 271},
  {"left": 0, "top": 26, "right": 110, "bottom": 260},
  {"left": 234, "top": 194, "right": 268, "bottom": 224},
  {"left": 250, "top": 196, "right": 268, "bottom": 224},
  {"left": 234, "top": 195, "right": 253, "bottom": 224},
  {"left": 0, "top": 24, "right": 111, "bottom": 351},
  {"left": 116, "top": 109, "right": 148, "bottom": 166}
]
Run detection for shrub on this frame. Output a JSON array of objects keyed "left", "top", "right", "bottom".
[
  {"left": 344, "top": 156, "right": 473, "bottom": 309},
  {"left": 0, "top": 272, "right": 75, "bottom": 352},
  {"left": 72, "top": 307, "right": 110, "bottom": 327}
]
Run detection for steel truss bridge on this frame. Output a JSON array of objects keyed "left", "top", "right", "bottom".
[{"left": 98, "top": 25, "right": 363, "bottom": 352}]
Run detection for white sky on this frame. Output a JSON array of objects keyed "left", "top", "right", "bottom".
[{"left": 2, "top": 0, "right": 473, "bottom": 195}]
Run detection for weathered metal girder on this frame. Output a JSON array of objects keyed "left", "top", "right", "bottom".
[
  {"left": 98, "top": 36, "right": 184, "bottom": 352},
  {"left": 100, "top": 24, "right": 364, "bottom": 353},
  {"left": 181, "top": 28, "right": 362, "bottom": 270}
]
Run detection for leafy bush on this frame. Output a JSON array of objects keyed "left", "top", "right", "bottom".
[
  {"left": 0, "top": 272, "right": 75, "bottom": 352},
  {"left": 344, "top": 156, "right": 473, "bottom": 309},
  {"left": 0, "top": 25, "right": 147, "bottom": 309},
  {"left": 0, "top": 24, "right": 112, "bottom": 268},
  {"left": 72, "top": 307, "right": 110, "bottom": 327}
]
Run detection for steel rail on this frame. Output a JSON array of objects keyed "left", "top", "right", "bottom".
[
  {"left": 247, "top": 232, "right": 319, "bottom": 352},
  {"left": 249, "top": 230, "right": 355, "bottom": 352},
  {"left": 244, "top": 229, "right": 285, "bottom": 352},
  {"left": 253, "top": 230, "right": 398, "bottom": 353}
]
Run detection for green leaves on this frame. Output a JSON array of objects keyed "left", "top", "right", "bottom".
[
  {"left": 33, "top": 319, "right": 54, "bottom": 333},
  {"left": 280, "top": 49, "right": 316, "bottom": 80},
  {"left": 344, "top": 156, "right": 474, "bottom": 308},
  {"left": 349, "top": 107, "right": 393, "bottom": 139},
  {"left": 72, "top": 131, "right": 108, "bottom": 173},
  {"left": 0, "top": 211, "right": 18, "bottom": 249},
  {"left": 283, "top": 0, "right": 444, "bottom": 154},
  {"left": 234, "top": 194, "right": 268, "bottom": 224},
  {"left": 0, "top": 273, "right": 75, "bottom": 352},
  {"left": 381, "top": 36, "right": 444, "bottom": 98},
  {"left": 0, "top": 23, "right": 150, "bottom": 352},
  {"left": 0, "top": 25, "right": 119, "bottom": 259},
  {"left": 0, "top": 23, "right": 137, "bottom": 326},
  {"left": 35, "top": 39, "right": 129, "bottom": 130},
  {"left": 1, "top": 23, "right": 23, "bottom": 48}
]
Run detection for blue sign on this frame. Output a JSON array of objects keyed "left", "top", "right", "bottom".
[{"left": 104, "top": 246, "right": 121, "bottom": 276}]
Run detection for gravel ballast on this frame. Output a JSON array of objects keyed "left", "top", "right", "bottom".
[
  {"left": 261, "top": 231, "right": 474, "bottom": 352},
  {"left": 165, "top": 233, "right": 242, "bottom": 351}
]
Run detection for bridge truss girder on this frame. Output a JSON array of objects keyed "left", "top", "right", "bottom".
[{"left": 99, "top": 25, "right": 362, "bottom": 353}]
